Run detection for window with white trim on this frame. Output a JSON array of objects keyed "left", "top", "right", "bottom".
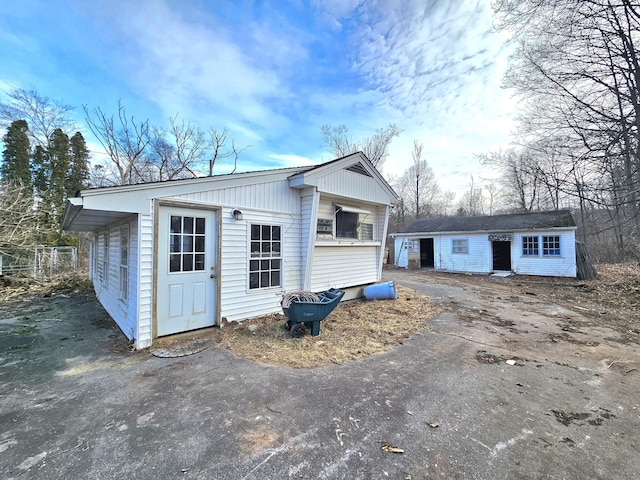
[
  {"left": 542, "top": 235, "right": 561, "bottom": 256},
  {"left": 522, "top": 236, "right": 539, "bottom": 256},
  {"left": 452, "top": 238, "right": 468, "bottom": 254},
  {"left": 249, "top": 224, "right": 281, "bottom": 289},
  {"left": 119, "top": 226, "right": 129, "bottom": 301}
]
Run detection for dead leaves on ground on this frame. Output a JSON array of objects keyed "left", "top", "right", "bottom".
[{"left": 220, "top": 285, "right": 434, "bottom": 369}]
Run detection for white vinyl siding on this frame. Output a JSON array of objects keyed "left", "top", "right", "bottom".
[
  {"left": 315, "top": 168, "right": 394, "bottom": 205},
  {"left": 218, "top": 209, "right": 302, "bottom": 322},
  {"left": 92, "top": 216, "right": 139, "bottom": 343},
  {"left": 310, "top": 246, "right": 378, "bottom": 291}
]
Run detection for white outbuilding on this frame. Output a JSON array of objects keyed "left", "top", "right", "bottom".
[
  {"left": 391, "top": 210, "right": 578, "bottom": 277},
  {"left": 62, "top": 153, "right": 398, "bottom": 348}
]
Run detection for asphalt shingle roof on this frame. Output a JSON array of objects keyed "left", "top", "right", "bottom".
[{"left": 396, "top": 210, "right": 576, "bottom": 234}]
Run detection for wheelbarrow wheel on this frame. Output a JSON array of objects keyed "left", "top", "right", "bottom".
[
  {"left": 290, "top": 323, "right": 306, "bottom": 338},
  {"left": 284, "top": 319, "right": 292, "bottom": 331}
]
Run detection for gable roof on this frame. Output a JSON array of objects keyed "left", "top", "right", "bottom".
[
  {"left": 395, "top": 210, "right": 576, "bottom": 235},
  {"left": 288, "top": 151, "right": 398, "bottom": 201},
  {"left": 62, "top": 153, "right": 397, "bottom": 231}
]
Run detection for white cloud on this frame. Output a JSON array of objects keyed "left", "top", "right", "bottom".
[{"left": 268, "top": 153, "right": 318, "bottom": 167}]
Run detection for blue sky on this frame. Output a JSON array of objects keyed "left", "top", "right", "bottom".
[{"left": 0, "top": 0, "right": 515, "bottom": 195}]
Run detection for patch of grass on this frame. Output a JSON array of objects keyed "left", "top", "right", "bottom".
[{"left": 220, "top": 285, "right": 435, "bottom": 368}]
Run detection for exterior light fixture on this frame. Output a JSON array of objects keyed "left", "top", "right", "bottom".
[{"left": 232, "top": 209, "right": 243, "bottom": 221}]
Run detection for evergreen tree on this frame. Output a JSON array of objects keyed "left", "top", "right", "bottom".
[
  {"left": 68, "top": 132, "right": 90, "bottom": 197},
  {"left": 32, "top": 145, "right": 48, "bottom": 194},
  {"left": 45, "top": 128, "right": 71, "bottom": 221},
  {"left": 1, "top": 119, "right": 31, "bottom": 186}
]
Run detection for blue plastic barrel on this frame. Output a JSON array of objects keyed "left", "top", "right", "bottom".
[{"left": 364, "top": 281, "right": 397, "bottom": 300}]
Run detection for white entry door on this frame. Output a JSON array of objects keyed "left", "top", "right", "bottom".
[{"left": 157, "top": 206, "right": 218, "bottom": 336}]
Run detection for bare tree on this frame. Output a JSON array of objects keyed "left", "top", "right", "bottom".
[
  {"left": 493, "top": 0, "right": 640, "bottom": 259},
  {"left": 0, "top": 182, "right": 58, "bottom": 262},
  {"left": 321, "top": 124, "right": 401, "bottom": 169},
  {"left": 83, "top": 100, "right": 151, "bottom": 185},
  {"left": 0, "top": 89, "right": 77, "bottom": 147},
  {"left": 457, "top": 175, "right": 486, "bottom": 216},
  {"left": 147, "top": 115, "right": 210, "bottom": 181},
  {"left": 395, "top": 140, "right": 441, "bottom": 218},
  {"left": 208, "top": 128, "right": 251, "bottom": 176}
]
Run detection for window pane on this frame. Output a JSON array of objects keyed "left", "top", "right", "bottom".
[
  {"left": 182, "top": 236, "right": 194, "bottom": 253},
  {"left": 170, "top": 235, "right": 181, "bottom": 253},
  {"left": 170, "top": 216, "right": 182, "bottom": 233},
  {"left": 336, "top": 211, "right": 358, "bottom": 238},
  {"left": 194, "top": 254, "right": 205, "bottom": 270},
  {"left": 270, "top": 271, "right": 280, "bottom": 286},
  {"left": 251, "top": 242, "right": 260, "bottom": 257},
  {"left": 183, "top": 217, "right": 194, "bottom": 234},
  {"left": 260, "top": 271, "right": 270, "bottom": 287},
  {"left": 183, "top": 254, "right": 193, "bottom": 271},
  {"left": 272, "top": 259, "right": 281, "bottom": 269},
  {"left": 169, "top": 254, "right": 181, "bottom": 272},
  {"left": 251, "top": 224, "right": 260, "bottom": 241},
  {"left": 261, "top": 242, "right": 271, "bottom": 255},
  {"left": 195, "top": 236, "right": 205, "bottom": 252},
  {"left": 195, "top": 217, "right": 205, "bottom": 234},
  {"left": 272, "top": 226, "right": 281, "bottom": 240},
  {"left": 261, "top": 259, "right": 270, "bottom": 270},
  {"left": 250, "top": 260, "right": 259, "bottom": 271},
  {"left": 262, "top": 225, "right": 271, "bottom": 240},
  {"left": 272, "top": 242, "right": 281, "bottom": 255},
  {"left": 249, "top": 272, "right": 259, "bottom": 289}
]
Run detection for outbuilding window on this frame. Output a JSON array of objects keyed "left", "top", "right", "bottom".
[
  {"left": 249, "top": 224, "right": 281, "bottom": 289},
  {"left": 522, "top": 236, "right": 539, "bottom": 256},
  {"left": 452, "top": 238, "right": 468, "bottom": 254},
  {"left": 542, "top": 235, "right": 561, "bottom": 256}
]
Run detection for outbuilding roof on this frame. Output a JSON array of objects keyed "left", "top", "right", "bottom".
[{"left": 395, "top": 210, "right": 576, "bottom": 235}]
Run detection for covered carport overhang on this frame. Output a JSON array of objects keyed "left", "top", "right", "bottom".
[{"left": 61, "top": 197, "right": 138, "bottom": 232}]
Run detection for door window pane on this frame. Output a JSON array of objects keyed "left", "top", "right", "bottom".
[
  {"left": 183, "top": 217, "right": 194, "bottom": 234},
  {"left": 195, "top": 217, "right": 205, "bottom": 234},
  {"left": 168, "top": 215, "right": 206, "bottom": 272}
]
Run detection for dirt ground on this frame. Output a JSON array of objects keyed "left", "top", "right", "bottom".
[{"left": 1, "top": 266, "right": 639, "bottom": 479}]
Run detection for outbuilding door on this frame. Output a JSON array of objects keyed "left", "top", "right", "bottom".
[
  {"left": 492, "top": 241, "right": 511, "bottom": 271},
  {"left": 420, "top": 238, "right": 435, "bottom": 268},
  {"left": 156, "top": 206, "right": 218, "bottom": 336}
]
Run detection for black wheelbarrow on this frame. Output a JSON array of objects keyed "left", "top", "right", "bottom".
[{"left": 282, "top": 288, "right": 345, "bottom": 337}]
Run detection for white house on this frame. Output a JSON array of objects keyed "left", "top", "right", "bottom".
[
  {"left": 61, "top": 153, "right": 398, "bottom": 348},
  {"left": 391, "top": 210, "right": 577, "bottom": 277}
]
